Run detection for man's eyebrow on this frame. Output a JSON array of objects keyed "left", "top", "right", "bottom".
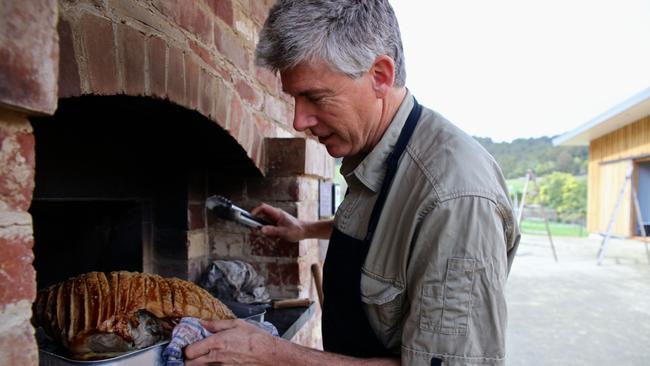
[{"left": 297, "top": 88, "right": 334, "bottom": 97}]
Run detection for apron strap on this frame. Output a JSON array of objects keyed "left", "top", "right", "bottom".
[{"left": 365, "top": 97, "right": 422, "bottom": 244}]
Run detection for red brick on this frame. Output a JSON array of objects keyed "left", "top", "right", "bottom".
[
  {"left": 252, "top": 0, "right": 271, "bottom": 25},
  {"left": 265, "top": 138, "right": 306, "bottom": 177},
  {"left": 215, "top": 23, "right": 250, "bottom": 72},
  {"left": 57, "top": 19, "right": 81, "bottom": 98},
  {"left": 0, "top": 130, "right": 35, "bottom": 212},
  {"left": 147, "top": 35, "right": 167, "bottom": 98},
  {"left": 188, "top": 203, "right": 205, "bottom": 230},
  {"left": 248, "top": 177, "right": 301, "bottom": 201},
  {"left": 198, "top": 69, "right": 215, "bottom": 118},
  {"left": 228, "top": 95, "right": 243, "bottom": 136},
  {"left": 265, "top": 262, "right": 299, "bottom": 286},
  {"left": 255, "top": 67, "right": 279, "bottom": 94},
  {"left": 0, "top": 0, "right": 58, "bottom": 114},
  {"left": 185, "top": 56, "right": 200, "bottom": 110},
  {"left": 0, "top": 319, "right": 38, "bottom": 366},
  {"left": 0, "top": 229, "right": 36, "bottom": 306},
  {"left": 117, "top": 24, "right": 145, "bottom": 95},
  {"left": 207, "top": 0, "right": 234, "bottom": 26},
  {"left": 235, "top": 79, "right": 262, "bottom": 109},
  {"left": 189, "top": 40, "right": 216, "bottom": 69},
  {"left": 168, "top": 46, "right": 186, "bottom": 105},
  {"left": 82, "top": 13, "right": 118, "bottom": 95},
  {"left": 214, "top": 78, "right": 232, "bottom": 128},
  {"left": 251, "top": 127, "right": 264, "bottom": 169},
  {"left": 264, "top": 95, "right": 290, "bottom": 125},
  {"left": 179, "top": 2, "right": 213, "bottom": 45},
  {"left": 249, "top": 230, "right": 298, "bottom": 257},
  {"left": 254, "top": 114, "right": 277, "bottom": 138}
]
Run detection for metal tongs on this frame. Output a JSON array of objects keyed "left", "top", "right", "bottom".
[{"left": 205, "top": 195, "right": 271, "bottom": 228}]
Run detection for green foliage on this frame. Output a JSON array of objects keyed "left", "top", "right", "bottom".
[
  {"left": 537, "top": 172, "right": 587, "bottom": 223},
  {"left": 475, "top": 136, "right": 588, "bottom": 179}
]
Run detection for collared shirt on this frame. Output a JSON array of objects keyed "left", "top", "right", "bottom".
[{"left": 335, "top": 92, "right": 520, "bottom": 366}]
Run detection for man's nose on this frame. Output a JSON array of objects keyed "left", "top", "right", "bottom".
[{"left": 293, "top": 99, "right": 317, "bottom": 132}]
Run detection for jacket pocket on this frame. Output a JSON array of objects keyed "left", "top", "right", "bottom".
[
  {"left": 420, "top": 258, "right": 476, "bottom": 336},
  {"left": 360, "top": 273, "right": 405, "bottom": 348}
]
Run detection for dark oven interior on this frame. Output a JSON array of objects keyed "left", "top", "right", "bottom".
[{"left": 29, "top": 95, "right": 261, "bottom": 289}]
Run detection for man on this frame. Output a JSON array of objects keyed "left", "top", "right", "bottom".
[{"left": 185, "top": 1, "right": 520, "bottom": 365}]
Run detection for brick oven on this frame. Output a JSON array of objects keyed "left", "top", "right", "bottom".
[{"left": 0, "top": 0, "right": 333, "bottom": 364}]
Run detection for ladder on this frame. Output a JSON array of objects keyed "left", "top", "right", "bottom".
[
  {"left": 518, "top": 170, "right": 558, "bottom": 262},
  {"left": 596, "top": 165, "right": 650, "bottom": 265}
]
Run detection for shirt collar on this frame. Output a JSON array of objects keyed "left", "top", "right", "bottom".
[{"left": 341, "top": 91, "right": 414, "bottom": 192}]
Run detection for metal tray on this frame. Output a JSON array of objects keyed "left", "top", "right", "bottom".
[{"left": 39, "top": 342, "right": 169, "bottom": 366}]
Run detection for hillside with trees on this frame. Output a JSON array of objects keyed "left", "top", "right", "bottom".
[
  {"left": 475, "top": 136, "right": 588, "bottom": 179},
  {"left": 475, "top": 136, "right": 589, "bottom": 226}
]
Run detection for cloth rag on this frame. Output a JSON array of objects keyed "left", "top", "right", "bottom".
[
  {"left": 200, "top": 260, "right": 271, "bottom": 304},
  {"left": 162, "top": 317, "right": 279, "bottom": 366}
]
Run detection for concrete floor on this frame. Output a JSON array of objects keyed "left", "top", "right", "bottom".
[{"left": 506, "top": 235, "right": 650, "bottom": 365}]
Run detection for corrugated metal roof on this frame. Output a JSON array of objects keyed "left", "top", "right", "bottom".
[{"left": 553, "top": 87, "right": 650, "bottom": 146}]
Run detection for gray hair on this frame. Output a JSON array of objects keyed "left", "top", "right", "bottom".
[{"left": 255, "top": 0, "right": 406, "bottom": 87}]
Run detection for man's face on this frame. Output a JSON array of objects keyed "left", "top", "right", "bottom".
[{"left": 280, "top": 60, "right": 381, "bottom": 158}]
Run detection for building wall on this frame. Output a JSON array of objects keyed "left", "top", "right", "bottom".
[
  {"left": 588, "top": 115, "right": 650, "bottom": 235},
  {"left": 0, "top": 0, "right": 333, "bottom": 363}
]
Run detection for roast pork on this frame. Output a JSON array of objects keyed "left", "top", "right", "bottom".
[{"left": 33, "top": 271, "right": 235, "bottom": 360}]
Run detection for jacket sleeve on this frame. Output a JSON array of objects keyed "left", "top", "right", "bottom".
[{"left": 400, "top": 196, "right": 511, "bottom": 366}]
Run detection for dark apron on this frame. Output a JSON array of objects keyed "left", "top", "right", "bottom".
[{"left": 322, "top": 97, "right": 422, "bottom": 358}]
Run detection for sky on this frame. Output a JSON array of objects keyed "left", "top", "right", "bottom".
[{"left": 390, "top": 0, "right": 650, "bottom": 142}]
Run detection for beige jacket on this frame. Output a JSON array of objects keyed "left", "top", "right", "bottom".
[{"left": 335, "top": 93, "right": 520, "bottom": 366}]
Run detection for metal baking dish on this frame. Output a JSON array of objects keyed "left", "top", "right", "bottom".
[{"left": 39, "top": 341, "right": 169, "bottom": 366}]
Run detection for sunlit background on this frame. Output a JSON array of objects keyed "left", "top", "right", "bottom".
[{"left": 390, "top": 0, "right": 650, "bottom": 142}]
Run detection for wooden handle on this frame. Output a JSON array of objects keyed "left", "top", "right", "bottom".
[
  {"left": 311, "top": 263, "right": 324, "bottom": 307},
  {"left": 272, "top": 298, "right": 312, "bottom": 309}
]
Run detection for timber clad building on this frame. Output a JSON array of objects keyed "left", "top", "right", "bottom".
[{"left": 555, "top": 87, "right": 650, "bottom": 237}]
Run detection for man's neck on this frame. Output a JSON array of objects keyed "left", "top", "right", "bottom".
[{"left": 366, "top": 87, "right": 408, "bottom": 151}]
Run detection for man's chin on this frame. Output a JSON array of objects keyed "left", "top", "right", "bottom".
[{"left": 324, "top": 144, "right": 349, "bottom": 158}]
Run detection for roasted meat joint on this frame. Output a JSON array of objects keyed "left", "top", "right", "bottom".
[{"left": 32, "top": 271, "right": 235, "bottom": 360}]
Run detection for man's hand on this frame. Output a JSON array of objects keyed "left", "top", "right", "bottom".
[
  {"left": 251, "top": 203, "right": 308, "bottom": 242},
  {"left": 184, "top": 319, "right": 275, "bottom": 366},
  {"left": 252, "top": 203, "right": 334, "bottom": 241}
]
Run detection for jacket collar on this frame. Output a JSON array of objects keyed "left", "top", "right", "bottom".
[{"left": 340, "top": 91, "right": 414, "bottom": 192}]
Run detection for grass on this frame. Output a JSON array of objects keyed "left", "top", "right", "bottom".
[{"left": 520, "top": 219, "right": 587, "bottom": 237}]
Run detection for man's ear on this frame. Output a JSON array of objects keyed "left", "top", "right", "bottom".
[{"left": 370, "top": 55, "right": 396, "bottom": 98}]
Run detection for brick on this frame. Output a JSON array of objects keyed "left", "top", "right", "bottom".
[
  {"left": 248, "top": 176, "right": 318, "bottom": 202},
  {"left": 251, "top": 127, "right": 264, "bottom": 170},
  {"left": 215, "top": 22, "right": 250, "bottom": 72},
  {"left": 214, "top": 79, "right": 232, "bottom": 128},
  {"left": 147, "top": 35, "right": 167, "bottom": 98},
  {"left": 0, "top": 0, "right": 58, "bottom": 114},
  {"left": 226, "top": 95, "right": 242, "bottom": 138},
  {"left": 82, "top": 13, "right": 118, "bottom": 95},
  {"left": 57, "top": 19, "right": 81, "bottom": 98},
  {"left": 185, "top": 56, "right": 200, "bottom": 110},
  {"left": 0, "top": 118, "right": 35, "bottom": 212},
  {"left": 198, "top": 69, "right": 215, "bottom": 118},
  {"left": 167, "top": 46, "right": 186, "bottom": 105},
  {"left": 233, "top": 6, "right": 257, "bottom": 43},
  {"left": 235, "top": 79, "right": 262, "bottom": 109},
  {"left": 0, "top": 226, "right": 36, "bottom": 307},
  {"left": 117, "top": 24, "right": 146, "bottom": 95},
  {"left": 207, "top": 0, "right": 234, "bottom": 26},
  {"left": 188, "top": 40, "right": 216, "bottom": 70},
  {"left": 251, "top": 0, "right": 271, "bottom": 25},
  {"left": 264, "top": 95, "right": 290, "bottom": 125},
  {"left": 178, "top": 2, "right": 213, "bottom": 45},
  {"left": 188, "top": 203, "right": 205, "bottom": 230},
  {"left": 248, "top": 230, "right": 298, "bottom": 257},
  {"left": 265, "top": 262, "right": 299, "bottom": 286},
  {"left": 255, "top": 67, "right": 279, "bottom": 94},
  {"left": 265, "top": 138, "right": 305, "bottom": 176},
  {"left": 0, "top": 302, "right": 38, "bottom": 365}
]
